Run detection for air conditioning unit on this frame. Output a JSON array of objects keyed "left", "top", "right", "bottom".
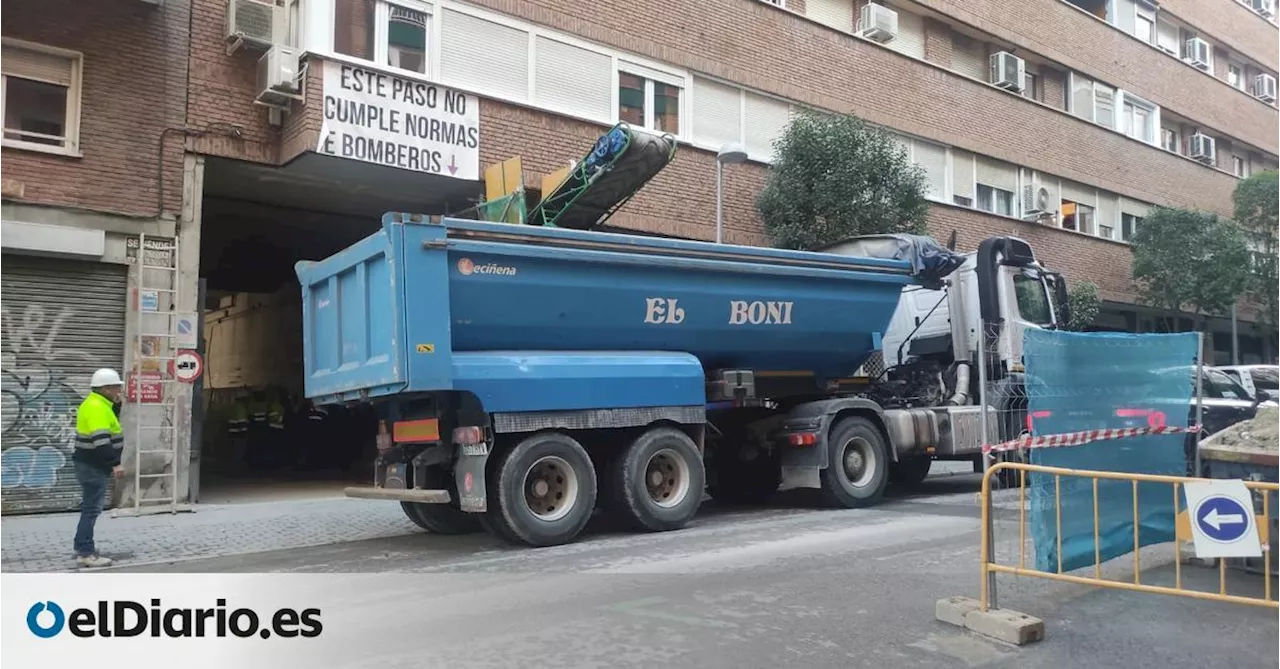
[
  {"left": 1255, "top": 73, "right": 1278, "bottom": 103},
  {"left": 1021, "top": 184, "right": 1050, "bottom": 220},
  {"left": 1253, "top": 0, "right": 1276, "bottom": 18},
  {"left": 1189, "top": 132, "right": 1216, "bottom": 164},
  {"left": 256, "top": 45, "right": 300, "bottom": 107},
  {"left": 226, "top": 0, "right": 286, "bottom": 53},
  {"left": 989, "top": 51, "right": 1025, "bottom": 92},
  {"left": 1183, "top": 37, "right": 1211, "bottom": 71},
  {"left": 859, "top": 3, "right": 899, "bottom": 43}
]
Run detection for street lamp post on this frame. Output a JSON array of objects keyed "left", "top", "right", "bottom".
[{"left": 715, "top": 143, "right": 748, "bottom": 244}]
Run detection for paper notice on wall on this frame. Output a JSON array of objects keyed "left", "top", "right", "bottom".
[{"left": 318, "top": 61, "right": 481, "bottom": 181}]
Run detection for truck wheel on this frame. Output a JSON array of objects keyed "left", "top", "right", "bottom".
[
  {"left": 607, "top": 427, "right": 705, "bottom": 532},
  {"left": 708, "top": 447, "right": 780, "bottom": 505},
  {"left": 489, "top": 432, "right": 597, "bottom": 547},
  {"left": 888, "top": 456, "right": 932, "bottom": 487},
  {"left": 819, "top": 416, "right": 889, "bottom": 508},
  {"left": 400, "top": 501, "right": 481, "bottom": 535}
]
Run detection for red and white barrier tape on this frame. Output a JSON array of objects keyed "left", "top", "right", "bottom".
[{"left": 982, "top": 425, "right": 1201, "bottom": 454}]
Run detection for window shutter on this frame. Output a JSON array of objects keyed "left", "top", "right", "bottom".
[
  {"left": 974, "top": 156, "right": 1016, "bottom": 192},
  {"left": 1096, "top": 192, "right": 1118, "bottom": 239},
  {"left": 806, "top": 0, "right": 854, "bottom": 32},
  {"left": 913, "top": 140, "right": 947, "bottom": 199},
  {"left": 1094, "top": 84, "right": 1115, "bottom": 129},
  {"left": 533, "top": 37, "right": 612, "bottom": 121},
  {"left": 885, "top": 11, "right": 925, "bottom": 59},
  {"left": 2, "top": 44, "right": 74, "bottom": 86},
  {"left": 692, "top": 77, "right": 742, "bottom": 149},
  {"left": 439, "top": 10, "right": 529, "bottom": 102},
  {"left": 743, "top": 91, "right": 790, "bottom": 160},
  {"left": 1070, "top": 74, "right": 1093, "bottom": 120},
  {"left": 1060, "top": 180, "right": 1095, "bottom": 205},
  {"left": 1119, "top": 197, "right": 1151, "bottom": 218},
  {"left": 951, "top": 149, "right": 975, "bottom": 200},
  {"left": 951, "top": 36, "right": 986, "bottom": 80}
]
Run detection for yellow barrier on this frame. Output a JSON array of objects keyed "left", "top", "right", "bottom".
[{"left": 979, "top": 462, "right": 1278, "bottom": 611}]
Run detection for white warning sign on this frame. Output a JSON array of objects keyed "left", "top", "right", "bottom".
[{"left": 319, "top": 62, "right": 480, "bottom": 181}]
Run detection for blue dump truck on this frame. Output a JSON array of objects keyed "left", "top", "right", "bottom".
[{"left": 295, "top": 213, "right": 1068, "bottom": 547}]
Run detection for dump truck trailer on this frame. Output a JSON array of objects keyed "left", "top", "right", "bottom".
[{"left": 295, "top": 213, "right": 1066, "bottom": 547}]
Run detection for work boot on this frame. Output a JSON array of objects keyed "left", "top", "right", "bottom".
[{"left": 76, "top": 554, "right": 113, "bottom": 568}]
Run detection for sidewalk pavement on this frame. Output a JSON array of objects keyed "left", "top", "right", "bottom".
[
  {"left": 1, "top": 461, "right": 977, "bottom": 573},
  {"left": 1, "top": 496, "right": 419, "bottom": 573}
]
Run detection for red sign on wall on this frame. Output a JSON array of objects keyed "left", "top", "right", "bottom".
[{"left": 127, "top": 372, "right": 164, "bottom": 404}]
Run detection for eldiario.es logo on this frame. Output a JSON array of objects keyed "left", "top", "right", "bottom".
[{"left": 27, "top": 599, "right": 322, "bottom": 639}]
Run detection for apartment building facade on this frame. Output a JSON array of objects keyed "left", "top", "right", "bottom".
[{"left": 1, "top": 0, "right": 1276, "bottom": 510}]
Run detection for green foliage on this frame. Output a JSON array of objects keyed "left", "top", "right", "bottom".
[
  {"left": 756, "top": 110, "right": 930, "bottom": 250},
  {"left": 1066, "top": 281, "right": 1101, "bottom": 332},
  {"left": 1130, "top": 206, "right": 1253, "bottom": 327},
  {"left": 1232, "top": 170, "right": 1279, "bottom": 329}
]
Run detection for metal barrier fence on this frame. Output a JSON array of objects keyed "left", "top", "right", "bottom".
[{"left": 980, "top": 461, "right": 1278, "bottom": 610}]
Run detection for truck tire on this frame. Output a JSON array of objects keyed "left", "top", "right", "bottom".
[
  {"left": 708, "top": 447, "right": 781, "bottom": 505},
  {"left": 488, "top": 432, "right": 598, "bottom": 547},
  {"left": 606, "top": 427, "right": 705, "bottom": 532},
  {"left": 819, "top": 416, "right": 889, "bottom": 508},
  {"left": 400, "top": 501, "right": 481, "bottom": 535},
  {"left": 888, "top": 456, "right": 932, "bottom": 487}
]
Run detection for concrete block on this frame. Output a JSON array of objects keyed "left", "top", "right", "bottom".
[
  {"left": 963, "top": 607, "right": 1045, "bottom": 646},
  {"left": 935, "top": 596, "right": 981, "bottom": 627}
]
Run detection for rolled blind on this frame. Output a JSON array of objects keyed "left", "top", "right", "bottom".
[
  {"left": 913, "top": 140, "right": 947, "bottom": 199},
  {"left": 1119, "top": 197, "right": 1151, "bottom": 218},
  {"left": 744, "top": 91, "right": 790, "bottom": 160},
  {"left": 1060, "top": 179, "right": 1096, "bottom": 204},
  {"left": 885, "top": 11, "right": 925, "bottom": 59},
  {"left": 2, "top": 44, "right": 75, "bottom": 86},
  {"left": 692, "top": 77, "right": 742, "bottom": 149},
  {"left": 439, "top": 10, "right": 529, "bottom": 102},
  {"left": 974, "top": 156, "right": 1016, "bottom": 192},
  {"left": 534, "top": 36, "right": 612, "bottom": 121},
  {"left": 1096, "top": 192, "right": 1118, "bottom": 239},
  {"left": 951, "top": 149, "right": 975, "bottom": 200}
]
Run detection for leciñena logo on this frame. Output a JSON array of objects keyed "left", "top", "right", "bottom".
[{"left": 25, "top": 599, "right": 321, "bottom": 639}]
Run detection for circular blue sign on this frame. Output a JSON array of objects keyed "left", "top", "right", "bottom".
[{"left": 1193, "top": 495, "right": 1252, "bottom": 543}]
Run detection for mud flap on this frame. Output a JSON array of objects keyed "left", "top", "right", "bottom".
[{"left": 455, "top": 443, "right": 490, "bottom": 513}]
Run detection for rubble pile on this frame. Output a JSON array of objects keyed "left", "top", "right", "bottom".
[{"left": 1202, "top": 407, "right": 1279, "bottom": 455}]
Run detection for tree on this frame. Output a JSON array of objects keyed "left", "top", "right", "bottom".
[
  {"left": 1130, "top": 206, "right": 1253, "bottom": 332},
  {"left": 1065, "top": 280, "right": 1101, "bottom": 332},
  {"left": 756, "top": 110, "right": 930, "bottom": 250},
  {"left": 1232, "top": 170, "right": 1279, "bottom": 330}
]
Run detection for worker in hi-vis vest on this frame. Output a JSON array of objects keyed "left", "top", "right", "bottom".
[{"left": 73, "top": 368, "right": 126, "bottom": 569}]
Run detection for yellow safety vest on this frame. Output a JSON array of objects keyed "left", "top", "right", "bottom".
[{"left": 74, "top": 392, "right": 124, "bottom": 471}]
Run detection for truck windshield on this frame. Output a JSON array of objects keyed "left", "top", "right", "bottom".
[{"left": 1013, "top": 274, "right": 1054, "bottom": 325}]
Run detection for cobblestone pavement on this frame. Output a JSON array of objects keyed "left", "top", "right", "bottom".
[
  {"left": 1, "top": 462, "right": 975, "bottom": 573},
  {"left": 1, "top": 496, "right": 418, "bottom": 573}
]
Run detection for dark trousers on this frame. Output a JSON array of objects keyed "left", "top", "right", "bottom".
[{"left": 74, "top": 460, "right": 110, "bottom": 557}]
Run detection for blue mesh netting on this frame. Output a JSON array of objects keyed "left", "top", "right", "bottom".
[{"left": 1023, "top": 329, "right": 1198, "bottom": 573}]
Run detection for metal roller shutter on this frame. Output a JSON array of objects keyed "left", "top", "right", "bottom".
[{"left": 1, "top": 255, "right": 127, "bottom": 515}]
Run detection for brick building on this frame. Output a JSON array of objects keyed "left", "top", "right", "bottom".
[{"left": 2, "top": 0, "right": 1277, "bottom": 510}]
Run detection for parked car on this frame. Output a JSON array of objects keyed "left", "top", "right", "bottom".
[{"left": 1213, "top": 365, "right": 1280, "bottom": 403}]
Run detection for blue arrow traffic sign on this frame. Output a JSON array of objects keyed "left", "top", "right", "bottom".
[{"left": 1194, "top": 495, "right": 1251, "bottom": 543}]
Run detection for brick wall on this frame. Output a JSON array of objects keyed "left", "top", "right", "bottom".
[
  {"left": 457, "top": 0, "right": 1242, "bottom": 216},
  {"left": 1042, "top": 68, "right": 1066, "bottom": 109},
  {"left": 1, "top": 0, "right": 189, "bottom": 218},
  {"left": 905, "top": 0, "right": 1278, "bottom": 153},
  {"left": 922, "top": 18, "right": 952, "bottom": 67},
  {"left": 1159, "top": 0, "right": 1279, "bottom": 72},
  {"left": 187, "top": 0, "right": 279, "bottom": 163}
]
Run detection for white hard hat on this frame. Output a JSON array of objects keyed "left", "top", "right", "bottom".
[{"left": 90, "top": 368, "right": 123, "bottom": 388}]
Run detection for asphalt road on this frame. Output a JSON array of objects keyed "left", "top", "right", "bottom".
[{"left": 115, "top": 474, "right": 1279, "bottom": 669}]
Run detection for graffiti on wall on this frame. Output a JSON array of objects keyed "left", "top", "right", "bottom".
[{"left": 1, "top": 304, "right": 98, "bottom": 491}]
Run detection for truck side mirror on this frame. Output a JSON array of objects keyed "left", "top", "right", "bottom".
[{"left": 1048, "top": 273, "right": 1070, "bottom": 328}]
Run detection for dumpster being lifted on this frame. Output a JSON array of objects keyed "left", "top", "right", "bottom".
[{"left": 295, "top": 209, "right": 1071, "bottom": 547}]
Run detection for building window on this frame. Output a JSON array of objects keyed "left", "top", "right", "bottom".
[
  {"left": 1161, "top": 127, "right": 1179, "bottom": 153},
  {"left": 1121, "top": 213, "right": 1142, "bottom": 242},
  {"left": 335, "top": 0, "right": 431, "bottom": 76},
  {"left": 953, "top": 195, "right": 974, "bottom": 207},
  {"left": 976, "top": 184, "right": 1014, "bottom": 216},
  {"left": 1234, "top": 155, "right": 1250, "bottom": 177},
  {"left": 618, "top": 70, "right": 681, "bottom": 134},
  {"left": 1022, "top": 72, "right": 1040, "bottom": 102},
  {"left": 1061, "top": 200, "right": 1094, "bottom": 234},
  {"left": 1, "top": 40, "right": 82, "bottom": 154},
  {"left": 1121, "top": 96, "right": 1156, "bottom": 144},
  {"left": 1228, "top": 63, "right": 1244, "bottom": 90},
  {"left": 1135, "top": 7, "right": 1155, "bottom": 44}
]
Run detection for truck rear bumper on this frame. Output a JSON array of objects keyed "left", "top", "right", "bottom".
[{"left": 343, "top": 486, "right": 452, "bottom": 504}]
